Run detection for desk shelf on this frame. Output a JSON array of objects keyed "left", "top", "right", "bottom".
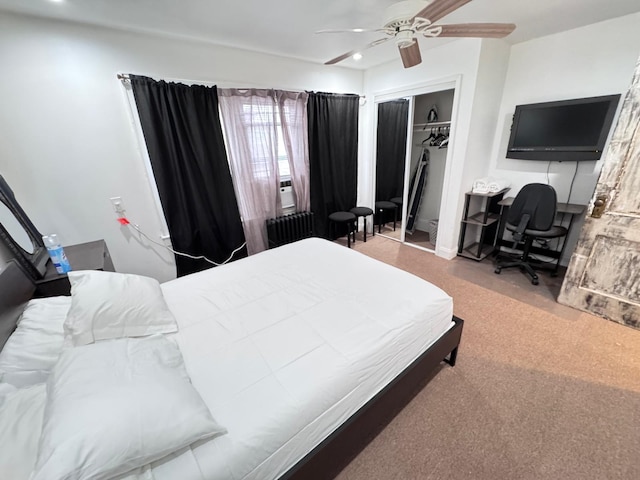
[
  {"left": 458, "top": 243, "right": 495, "bottom": 261},
  {"left": 463, "top": 212, "right": 500, "bottom": 226},
  {"left": 457, "top": 189, "right": 510, "bottom": 261}
]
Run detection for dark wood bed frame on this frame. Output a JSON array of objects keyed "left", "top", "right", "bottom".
[
  {"left": 0, "top": 258, "right": 463, "bottom": 480},
  {"left": 0, "top": 260, "right": 36, "bottom": 350},
  {"left": 284, "top": 316, "right": 463, "bottom": 479}
]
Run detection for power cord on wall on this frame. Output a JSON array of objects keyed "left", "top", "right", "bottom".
[
  {"left": 566, "top": 161, "right": 579, "bottom": 205},
  {"left": 119, "top": 217, "right": 246, "bottom": 267},
  {"left": 546, "top": 160, "right": 551, "bottom": 184}
]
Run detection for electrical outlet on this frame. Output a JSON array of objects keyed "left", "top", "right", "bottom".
[{"left": 110, "top": 197, "right": 126, "bottom": 216}]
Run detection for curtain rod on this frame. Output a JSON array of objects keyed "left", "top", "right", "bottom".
[{"left": 116, "top": 73, "right": 365, "bottom": 100}]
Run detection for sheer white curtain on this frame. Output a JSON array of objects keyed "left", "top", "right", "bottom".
[
  {"left": 276, "top": 90, "right": 310, "bottom": 211},
  {"left": 218, "top": 88, "right": 281, "bottom": 255}
]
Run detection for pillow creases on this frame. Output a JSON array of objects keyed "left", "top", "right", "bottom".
[
  {"left": 31, "top": 335, "right": 226, "bottom": 480},
  {"left": 0, "top": 296, "right": 70, "bottom": 388},
  {"left": 64, "top": 270, "right": 178, "bottom": 346}
]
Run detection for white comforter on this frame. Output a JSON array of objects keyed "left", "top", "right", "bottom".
[
  {"left": 1, "top": 238, "right": 453, "bottom": 480},
  {"left": 161, "top": 238, "right": 453, "bottom": 479}
]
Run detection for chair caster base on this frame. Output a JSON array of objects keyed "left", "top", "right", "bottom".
[
  {"left": 531, "top": 277, "right": 539, "bottom": 285},
  {"left": 494, "top": 267, "right": 502, "bottom": 274}
]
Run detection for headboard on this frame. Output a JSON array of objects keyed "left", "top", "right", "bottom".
[
  {"left": 0, "top": 174, "right": 49, "bottom": 280},
  {"left": 0, "top": 260, "right": 35, "bottom": 350}
]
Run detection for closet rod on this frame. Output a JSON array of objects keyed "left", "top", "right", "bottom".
[{"left": 415, "top": 120, "right": 451, "bottom": 128}]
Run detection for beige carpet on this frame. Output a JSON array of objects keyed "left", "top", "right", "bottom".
[{"left": 332, "top": 235, "right": 640, "bottom": 480}]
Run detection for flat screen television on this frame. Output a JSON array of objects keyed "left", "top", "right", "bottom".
[{"left": 506, "top": 94, "right": 620, "bottom": 161}]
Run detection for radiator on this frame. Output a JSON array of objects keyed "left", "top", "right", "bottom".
[{"left": 266, "top": 211, "right": 314, "bottom": 248}]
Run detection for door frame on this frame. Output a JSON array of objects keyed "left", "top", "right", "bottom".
[{"left": 371, "top": 75, "right": 462, "bottom": 254}]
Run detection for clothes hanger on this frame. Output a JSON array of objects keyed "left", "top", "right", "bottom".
[
  {"left": 431, "top": 127, "right": 446, "bottom": 146},
  {"left": 437, "top": 126, "right": 450, "bottom": 149},
  {"left": 422, "top": 127, "right": 436, "bottom": 145}
]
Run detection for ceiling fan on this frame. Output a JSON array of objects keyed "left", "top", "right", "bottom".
[{"left": 319, "top": 0, "right": 516, "bottom": 68}]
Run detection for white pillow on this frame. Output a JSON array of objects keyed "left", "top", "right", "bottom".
[
  {"left": 0, "top": 383, "right": 46, "bottom": 480},
  {"left": 0, "top": 297, "right": 70, "bottom": 387},
  {"left": 64, "top": 270, "right": 178, "bottom": 346},
  {"left": 32, "top": 335, "right": 226, "bottom": 480}
]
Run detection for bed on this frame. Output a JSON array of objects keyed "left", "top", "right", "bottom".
[{"left": 0, "top": 238, "right": 463, "bottom": 480}]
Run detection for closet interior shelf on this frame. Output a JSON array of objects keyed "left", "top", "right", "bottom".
[{"left": 414, "top": 121, "right": 451, "bottom": 130}]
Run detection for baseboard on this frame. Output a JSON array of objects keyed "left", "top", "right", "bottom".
[{"left": 436, "top": 245, "right": 457, "bottom": 260}]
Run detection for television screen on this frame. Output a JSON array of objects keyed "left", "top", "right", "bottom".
[{"left": 506, "top": 94, "right": 620, "bottom": 161}]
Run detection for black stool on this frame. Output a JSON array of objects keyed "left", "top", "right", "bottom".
[
  {"left": 328, "top": 211, "right": 357, "bottom": 248},
  {"left": 390, "top": 197, "right": 403, "bottom": 221},
  {"left": 375, "top": 201, "right": 397, "bottom": 233},
  {"left": 350, "top": 206, "right": 374, "bottom": 242}
]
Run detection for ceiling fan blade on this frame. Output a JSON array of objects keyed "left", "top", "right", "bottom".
[
  {"left": 413, "top": 0, "right": 472, "bottom": 24},
  {"left": 436, "top": 23, "right": 516, "bottom": 38},
  {"left": 398, "top": 42, "right": 422, "bottom": 69},
  {"left": 324, "top": 37, "right": 391, "bottom": 65}
]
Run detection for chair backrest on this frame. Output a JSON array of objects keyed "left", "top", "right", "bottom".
[{"left": 507, "top": 183, "right": 558, "bottom": 231}]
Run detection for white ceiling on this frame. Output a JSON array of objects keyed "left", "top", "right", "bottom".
[{"left": 1, "top": 0, "right": 639, "bottom": 69}]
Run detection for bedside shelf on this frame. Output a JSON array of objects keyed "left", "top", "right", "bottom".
[{"left": 34, "top": 240, "right": 114, "bottom": 297}]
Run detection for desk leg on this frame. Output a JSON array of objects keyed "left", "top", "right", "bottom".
[
  {"left": 496, "top": 205, "right": 508, "bottom": 256},
  {"left": 555, "top": 213, "right": 576, "bottom": 275}
]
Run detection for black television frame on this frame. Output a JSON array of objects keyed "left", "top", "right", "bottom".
[{"left": 506, "top": 94, "right": 621, "bottom": 161}]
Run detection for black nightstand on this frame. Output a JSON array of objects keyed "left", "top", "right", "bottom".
[{"left": 34, "top": 240, "right": 115, "bottom": 297}]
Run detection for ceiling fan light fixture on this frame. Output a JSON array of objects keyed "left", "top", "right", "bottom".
[{"left": 395, "top": 29, "right": 416, "bottom": 48}]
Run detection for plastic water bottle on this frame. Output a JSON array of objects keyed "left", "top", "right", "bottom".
[{"left": 42, "top": 234, "right": 72, "bottom": 274}]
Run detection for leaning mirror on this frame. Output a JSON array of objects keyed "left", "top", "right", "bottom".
[
  {"left": 0, "top": 175, "right": 48, "bottom": 280},
  {"left": 375, "top": 98, "right": 410, "bottom": 240}
]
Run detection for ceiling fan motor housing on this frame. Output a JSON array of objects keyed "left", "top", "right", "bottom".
[
  {"left": 384, "top": 0, "right": 432, "bottom": 48},
  {"left": 383, "top": 0, "right": 431, "bottom": 27}
]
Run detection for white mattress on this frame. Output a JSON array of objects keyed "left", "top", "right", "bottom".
[{"left": 159, "top": 238, "right": 453, "bottom": 480}]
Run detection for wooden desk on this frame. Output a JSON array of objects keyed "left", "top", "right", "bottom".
[
  {"left": 496, "top": 197, "right": 587, "bottom": 271},
  {"left": 34, "top": 240, "right": 114, "bottom": 297}
]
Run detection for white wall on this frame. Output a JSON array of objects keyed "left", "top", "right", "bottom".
[
  {"left": 487, "top": 13, "right": 640, "bottom": 263},
  {"left": 0, "top": 11, "right": 362, "bottom": 282}
]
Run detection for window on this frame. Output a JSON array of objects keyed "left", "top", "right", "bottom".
[{"left": 239, "top": 102, "right": 293, "bottom": 181}]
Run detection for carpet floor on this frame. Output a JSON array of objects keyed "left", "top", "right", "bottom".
[{"left": 332, "top": 235, "right": 640, "bottom": 480}]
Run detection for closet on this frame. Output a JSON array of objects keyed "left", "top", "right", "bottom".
[
  {"left": 374, "top": 87, "right": 455, "bottom": 252},
  {"left": 405, "top": 89, "right": 454, "bottom": 249}
]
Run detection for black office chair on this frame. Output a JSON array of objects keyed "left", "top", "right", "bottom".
[{"left": 494, "top": 183, "right": 568, "bottom": 285}]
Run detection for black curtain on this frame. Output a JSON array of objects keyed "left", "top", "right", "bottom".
[
  {"left": 375, "top": 99, "right": 409, "bottom": 203},
  {"left": 307, "top": 92, "right": 359, "bottom": 238},
  {"left": 131, "top": 75, "right": 247, "bottom": 277}
]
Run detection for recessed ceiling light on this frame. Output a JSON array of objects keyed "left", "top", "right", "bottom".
[
  {"left": 353, "top": 53, "right": 363, "bottom": 61},
  {"left": 49, "top": 0, "right": 64, "bottom": 3},
  {"left": 353, "top": 29, "right": 364, "bottom": 33}
]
